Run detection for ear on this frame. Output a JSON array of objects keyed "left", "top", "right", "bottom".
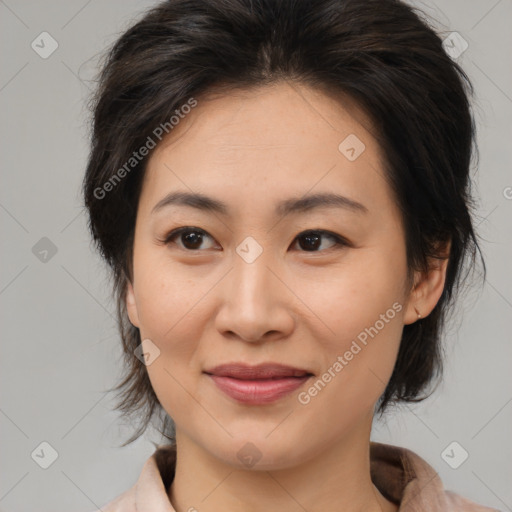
[
  {"left": 125, "top": 280, "right": 141, "bottom": 327},
  {"left": 403, "top": 241, "right": 451, "bottom": 325}
]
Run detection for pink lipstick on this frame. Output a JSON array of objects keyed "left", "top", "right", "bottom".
[{"left": 204, "top": 362, "right": 314, "bottom": 404}]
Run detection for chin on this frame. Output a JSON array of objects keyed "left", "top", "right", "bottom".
[{"left": 205, "top": 433, "right": 310, "bottom": 471}]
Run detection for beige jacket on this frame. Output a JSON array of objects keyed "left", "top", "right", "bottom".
[{"left": 94, "top": 442, "right": 499, "bottom": 511}]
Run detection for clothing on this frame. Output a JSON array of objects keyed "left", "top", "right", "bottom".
[{"left": 93, "top": 441, "right": 499, "bottom": 511}]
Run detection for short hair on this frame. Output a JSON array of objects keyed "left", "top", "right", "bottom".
[{"left": 83, "top": 0, "right": 484, "bottom": 446}]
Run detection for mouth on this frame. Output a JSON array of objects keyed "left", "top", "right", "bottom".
[
  {"left": 203, "top": 362, "right": 314, "bottom": 404},
  {"left": 203, "top": 362, "right": 314, "bottom": 380}
]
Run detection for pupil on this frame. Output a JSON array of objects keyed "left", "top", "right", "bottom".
[
  {"left": 184, "top": 231, "right": 202, "bottom": 249},
  {"left": 301, "top": 233, "right": 320, "bottom": 251}
]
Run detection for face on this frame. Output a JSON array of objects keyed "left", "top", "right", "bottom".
[{"left": 126, "top": 82, "right": 422, "bottom": 469}]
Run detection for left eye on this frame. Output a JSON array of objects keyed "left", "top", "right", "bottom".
[
  {"left": 161, "top": 227, "right": 349, "bottom": 252},
  {"left": 292, "top": 230, "right": 348, "bottom": 252}
]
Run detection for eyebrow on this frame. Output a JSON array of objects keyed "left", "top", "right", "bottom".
[{"left": 151, "top": 191, "right": 368, "bottom": 217}]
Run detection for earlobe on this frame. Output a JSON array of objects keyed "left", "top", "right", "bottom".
[
  {"left": 125, "top": 281, "right": 140, "bottom": 327},
  {"left": 403, "top": 246, "right": 450, "bottom": 325}
]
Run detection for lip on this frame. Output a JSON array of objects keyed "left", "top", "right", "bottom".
[
  {"left": 204, "top": 362, "right": 313, "bottom": 379},
  {"left": 204, "top": 363, "right": 314, "bottom": 404}
]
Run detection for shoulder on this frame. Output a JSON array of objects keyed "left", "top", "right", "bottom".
[
  {"left": 88, "top": 444, "right": 177, "bottom": 512},
  {"left": 370, "top": 442, "right": 500, "bottom": 511},
  {"left": 443, "top": 489, "right": 502, "bottom": 512},
  {"left": 89, "top": 485, "right": 136, "bottom": 512}
]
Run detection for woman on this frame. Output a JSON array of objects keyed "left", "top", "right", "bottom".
[{"left": 83, "top": 0, "right": 497, "bottom": 510}]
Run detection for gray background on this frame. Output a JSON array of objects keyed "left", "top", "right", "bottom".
[{"left": 1, "top": 1, "right": 511, "bottom": 511}]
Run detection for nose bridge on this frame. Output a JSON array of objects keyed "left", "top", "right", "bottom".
[
  {"left": 212, "top": 234, "right": 292, "bottom": 342},
  {"left": 231, "top": 236, "right": 275, "bottom": 304}
]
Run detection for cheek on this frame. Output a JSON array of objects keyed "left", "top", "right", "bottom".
[
  {"left": 307, "top": 250, "right": 406, "bottom": 340},
  {"left": 132, "top": 246, "right": 205, "bottom": 340},
  {"left": 298, "top": 247, "right": 407, "bottom": 401},
  {"left": 130, "top": 252, "right": 211, "bottom": 410},
  {"left": 132, "top": 256, "right": 209, "bottom": 417}
]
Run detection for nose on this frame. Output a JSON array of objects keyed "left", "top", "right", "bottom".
[{"left": 213, "top": 247, "right": 295, "bottom": 343}]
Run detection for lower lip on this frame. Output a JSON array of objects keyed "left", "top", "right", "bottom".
[{"left": 207, "top": 374, "right": 312, "bottom": 404}]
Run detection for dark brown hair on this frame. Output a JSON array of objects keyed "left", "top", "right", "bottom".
[{"left": 83, "top": 0, "right": 483, "bottom": 446}]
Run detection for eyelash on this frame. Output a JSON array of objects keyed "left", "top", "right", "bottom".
[{"left": 159, "top": 226, "right": 352, "bottom": 253}]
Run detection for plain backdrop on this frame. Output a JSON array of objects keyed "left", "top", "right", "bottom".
[{"left": 1, "top": 1, "right": 511, "bottom": 511}]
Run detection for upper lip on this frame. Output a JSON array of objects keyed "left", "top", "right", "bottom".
[{"left": 204, "top": 363, "right": 314, "bottom": 380}]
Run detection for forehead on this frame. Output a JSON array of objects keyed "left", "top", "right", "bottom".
[
  {"left": 151, "top": 82, "right": 379, "bottom": 159},
  {"left": 140, "top": 82, "right": 395, "bottom": 221}
]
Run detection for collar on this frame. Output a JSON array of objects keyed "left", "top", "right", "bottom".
[{"left": 106, "top": 441, "right": 496, "bottom": 511}]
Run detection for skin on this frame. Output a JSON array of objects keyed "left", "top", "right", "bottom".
[{"left": 126, "top": 81, "right": 449, "bottom": 512}]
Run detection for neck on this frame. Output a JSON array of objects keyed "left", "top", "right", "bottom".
[{"left": 168, "top": 416, "right": 397, "bottom": 512}]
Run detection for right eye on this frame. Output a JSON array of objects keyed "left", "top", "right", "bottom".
[{"left": 162, "top": 226, "right": 219, "bottom": 251}]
